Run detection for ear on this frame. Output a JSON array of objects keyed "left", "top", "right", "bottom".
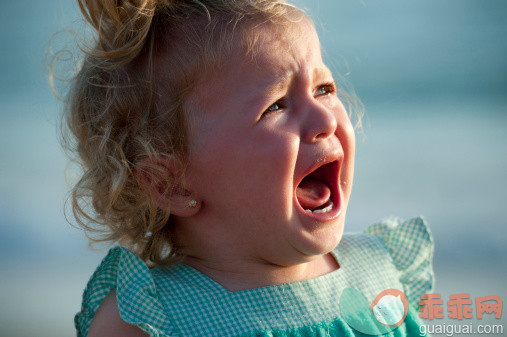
[{"left": 135, "top": 156, "right": 200, "bottom": 217}]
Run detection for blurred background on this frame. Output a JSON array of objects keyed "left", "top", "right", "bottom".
[{"left": 1, "top": 0, "right": 505, "bottom": 336}]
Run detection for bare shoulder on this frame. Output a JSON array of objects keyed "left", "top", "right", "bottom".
[{"left": 87, "top": 289, "right": 148, "bottom": 337}]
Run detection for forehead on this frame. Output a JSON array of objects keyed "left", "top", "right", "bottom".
[
  {"left": 240, "top": 17, "right": 326, "bottom": 77},
  {"left": 190, "top": 18, "right": 330, "bottom": 110}
]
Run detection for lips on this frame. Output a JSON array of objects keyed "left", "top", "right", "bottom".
[{"left": 295, "top": 158, "right": 341, "bottom": 219}]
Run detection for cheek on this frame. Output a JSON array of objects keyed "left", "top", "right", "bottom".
[
  {"left": 237, "top": 132, "right": 299, "bottom": 205},
  {"left": 335, "top": 103, "right": 356, "bottom": 150},
  {"left": 184, "top": 120, "right": 238, "bottom": 197},
  {"left": 336, "top": 112, "right": 356, "bottom": 196},
  {"left": 249, "top": 130, "right": 298, "bottom": 169},
  {"left": 187, "top": 125, "right": 298, "bottom": 205}
]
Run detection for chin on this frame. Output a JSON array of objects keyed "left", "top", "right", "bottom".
[{"left": 296, "top": 218, "right": 345, "bottom": 257}]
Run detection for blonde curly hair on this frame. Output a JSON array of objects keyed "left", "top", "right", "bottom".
[{"left": 56, "top": 0, "right": 362, "bottom": 266}]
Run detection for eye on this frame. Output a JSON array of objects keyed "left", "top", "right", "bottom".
[
  {"left": 262, "top": 98, "right": 286, "bottom": 118},
  {"left": 315, "top": 83, "right": 336, "bottom": 96},
  {"left": 267, "top": 102, "right": 282, "bottom": 112}
]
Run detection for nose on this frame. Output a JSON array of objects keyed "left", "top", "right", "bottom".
[{"left": 301, "top": 100, "right": 338, "bottom": 143}]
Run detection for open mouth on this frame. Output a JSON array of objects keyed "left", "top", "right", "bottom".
[{"left": 296, "top": 160, "right": 340, "bottom": 216}]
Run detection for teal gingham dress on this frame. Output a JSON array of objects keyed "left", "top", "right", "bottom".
[{"left": 75, "top": 216, "right": 434, "bottom": 337}]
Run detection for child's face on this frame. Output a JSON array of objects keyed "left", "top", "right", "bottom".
[{"left": 181, "top": 21, "right": 355, "bottom": 265}]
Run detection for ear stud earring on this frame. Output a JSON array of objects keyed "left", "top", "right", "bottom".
[{"left": 188, "top": 200, "right": 197, "bottom": 208}]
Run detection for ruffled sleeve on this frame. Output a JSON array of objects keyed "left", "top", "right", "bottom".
[
  {"left": 364, "top": 216, "right": 435, "bottom": 309},
  {"left": 75, "top": 246, "right": 177, "bottom": 337}
]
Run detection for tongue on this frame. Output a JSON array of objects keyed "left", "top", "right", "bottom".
[{"left": 296, "top": 177, "right": 331, "bottom": 210}]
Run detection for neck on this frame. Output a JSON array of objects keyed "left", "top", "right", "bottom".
[{"left": 181, "top": 252, "right": 339, "bottom": 292}]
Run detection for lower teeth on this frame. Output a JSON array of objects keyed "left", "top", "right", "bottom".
[{"left": 306, "top": 201, "right": 334, "bottom": 214}]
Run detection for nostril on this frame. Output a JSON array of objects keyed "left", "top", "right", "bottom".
[
  {"left": 314, "top": 132, "right": 329, "bottom": 141},
  {"left": 306, "top": 121, "right": 335, "bottom": 143},
  {"left": 303, "top": 103, "right": 338, "bottom": 143}
]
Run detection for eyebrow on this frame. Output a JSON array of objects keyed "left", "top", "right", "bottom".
[
  {"left": 313, "top": 67, "right": 333, "bottom": 81},
  {"left": 261, "top": 72, "right": 293, "bottom": 98},
  {"left": 260, "top": 66, "right": 334, "bottom": 98}
]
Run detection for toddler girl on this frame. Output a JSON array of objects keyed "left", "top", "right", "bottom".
[{"left": 63, "top": 0, "right": 434, "bottom": 336}]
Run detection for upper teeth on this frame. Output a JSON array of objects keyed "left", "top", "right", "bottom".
[{"left": 305, "top": 201, "right": 334, "bottom": 214}]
